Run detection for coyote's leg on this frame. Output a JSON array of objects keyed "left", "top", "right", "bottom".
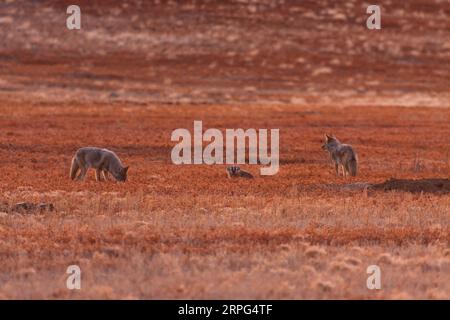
[
  {"left": 342, "top": 165, "right": 347, "bottom": 178},
  {"left": 72, "top": 168, "right": 80, "bottom": 180},
  {"left": 344, "top": 163, "right": 350, "bottom": 179},
  {"left": 95, "top": 169, "right": 103, "bottom": 182},
  {"left": 78, "top": 167, "right": 88, "bottom": 181},
  {"left": 335, "top": 163, "right": 339, "bottom": 176},
  {"left": 102, "top": 170, "right": 109, "bottom": 181},
  {"left": 74, "top": 166, "right": 84, "bottom": 180}
]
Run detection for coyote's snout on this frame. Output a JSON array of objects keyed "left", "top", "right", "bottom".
[
  {"left": 70, "top": 147, "right": 129, "bottom": 182},
  {"left": 322, "top": 134, "right": 358, "bottom": 177}
]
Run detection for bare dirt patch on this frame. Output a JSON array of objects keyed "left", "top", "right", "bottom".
[{"left": 371, "top": 178, "right": 450, "bottom": 194}]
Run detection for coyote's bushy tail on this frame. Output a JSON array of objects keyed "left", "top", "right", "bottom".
[
  {"left": 348, "top": 157, "right": 358, "bottom": 177},
  {"left": 70, "top": 156, "right": 79, "bottom": 180}
]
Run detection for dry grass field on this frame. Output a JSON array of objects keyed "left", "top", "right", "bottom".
[
  {"left": 0, "top": 0, "right": 449, "bottom": 299},
  {"left": 0, "top": 103, "right": 448, "bottom": 299}
]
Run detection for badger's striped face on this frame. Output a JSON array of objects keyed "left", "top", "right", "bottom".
[{"left": 227, "top": 166, "right": 241, "bottom": 175}]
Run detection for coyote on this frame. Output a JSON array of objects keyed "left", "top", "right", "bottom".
[
  {"left": 70, "top": 147, "right": 129, "bottom": 182},
  {"left": 322, "top": 134, "right": 358, "bottom": 177},
  {"left": 226, "top": 166, "right": 254, "bottom": 179}
]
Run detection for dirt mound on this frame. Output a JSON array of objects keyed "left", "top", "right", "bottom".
[
  {"left": 371, "top": 178, "right": 450, "bottom": 194},
  {"left": 0, "top": 201, "right": 55, "bottom": 214}
]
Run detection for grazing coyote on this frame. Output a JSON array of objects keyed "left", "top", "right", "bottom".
[
  {"left": 226, "top": 166, "right": 254, "bottom": 179},
  {"left": 322, "top": 134, "right": 358, "bottom": 177},
  {"left": 70, "top": 147, "right": 129, "bottom": 182}
]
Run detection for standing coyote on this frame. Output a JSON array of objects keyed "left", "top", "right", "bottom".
[
  {"left": 70, "top": 147, "right": 129, "bottom": 182},
  {"left": 226, "top": 166, "right": 254, "bottom": 179},
  {"left": 322, "top": 134, "right": 358, "bottom": 177}
]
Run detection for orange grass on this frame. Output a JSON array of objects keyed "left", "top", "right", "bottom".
[{"left": 0, "top": 103, "right": 449, "bottom": 299}]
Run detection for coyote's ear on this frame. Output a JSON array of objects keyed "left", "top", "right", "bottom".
[
  {"left": 325, "top": 134, "right": 332, "bottom": 140},
  {"left": 124, "top": 166, "right": 129, "bottom": 173}
]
